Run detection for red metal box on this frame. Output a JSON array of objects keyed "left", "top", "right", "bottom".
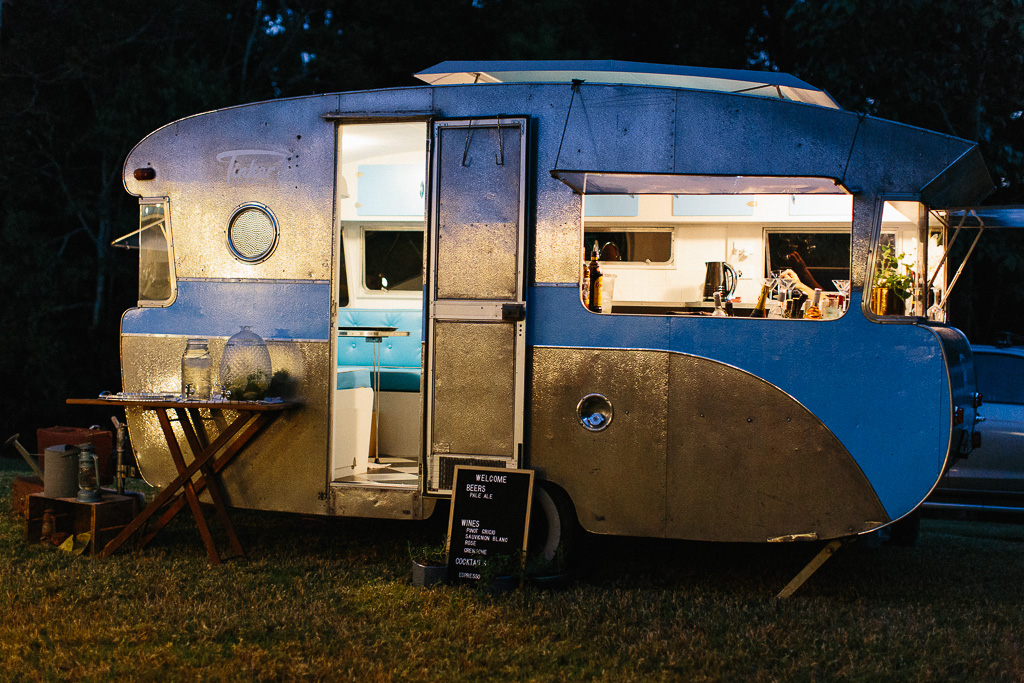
[{"left": 36, "top": 426, "right": 114, "bottom": 485}]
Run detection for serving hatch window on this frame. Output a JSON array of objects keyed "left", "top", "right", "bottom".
[{"left": 578, "top": 190, "right": 858, "bottom": 318}]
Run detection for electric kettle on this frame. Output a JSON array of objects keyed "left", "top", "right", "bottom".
[{"left": 703, "top": 261, "right": 738, "bottom": 301}]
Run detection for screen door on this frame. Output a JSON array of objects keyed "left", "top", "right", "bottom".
[{"left": 425, "top": 118, "right": 528, "bottom": 493}]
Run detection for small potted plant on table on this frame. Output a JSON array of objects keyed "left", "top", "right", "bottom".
[{"left": 871, "top": 244, "right": 914, "bottom": 315}]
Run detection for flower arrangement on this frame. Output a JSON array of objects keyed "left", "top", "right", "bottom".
[{"left": 874, "top": 244, "right": 914, "bottom": 301}]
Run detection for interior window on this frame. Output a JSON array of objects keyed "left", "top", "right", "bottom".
[
  {"left": 766, "top": 231, "right": 852, "bottom": 292},
  {"left": 138, "top": 201, "right": 173, "bottom": 305},
  {"left": 364, "top": 228, "right": 424, "bottom": 292},
  {"left": 583, "top": 228, "right": 672, "bottom": 263}
]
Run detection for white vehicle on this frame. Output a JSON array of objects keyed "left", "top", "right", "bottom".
[{"left": 930, "top": 342, "right": 1024, "bottom": 510}]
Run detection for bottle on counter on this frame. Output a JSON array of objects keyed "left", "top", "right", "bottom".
[
  {"left": 712, "top": 291, "right": 728, "bottom": 317},
  {"left": 751, "top": 284, "right": 770, "bottom": 318},
  {"left": 793, "top": 291, "right": 808, "bottom": 318},
  {"left": 786, "top": 291, "right": 807, "bottom": 319},
  {"left": 581, "top": 264, "right": 590, "bottom": 306},
  {"left": 587, "top": 240, "right": 603, "bottom": 313},
  {"left": 804, "top": 288, "right": 823, "bottom": 319},
  {"left": 767, "top": 289, "right": 786, "bottom": 319}
]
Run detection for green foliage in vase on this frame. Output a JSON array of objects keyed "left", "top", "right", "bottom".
[{"left": 874, "top": 245, "right": 914, "bottom": 301}]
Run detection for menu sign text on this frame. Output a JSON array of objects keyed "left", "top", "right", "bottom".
[{"left": 446, "top": 466, "right": 534, "bottom": 585}]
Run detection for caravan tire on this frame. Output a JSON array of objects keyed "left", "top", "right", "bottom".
[
  {"left": 887, "top": 510, "right": 921, "bottom": 547},
  {"left": 530, "top": 481, "right": 578, "bottom": 564}
]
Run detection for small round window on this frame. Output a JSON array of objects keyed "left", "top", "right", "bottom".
[{"left": 227, "top": 203, "right": 279, "bottom": 263}]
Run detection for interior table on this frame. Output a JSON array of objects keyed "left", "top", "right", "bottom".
[
  {"left": 337, "top": 326, "right": 410, "bottom": 465},
  {"left": 67, "top": 396, "right": 294, "bottom": 564}
]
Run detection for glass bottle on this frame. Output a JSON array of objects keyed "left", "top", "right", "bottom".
[
  {"left": 712, "top": 291, "right": 728, "bottom": 317},
  {"left": 181, "top": 338, "right": 213, "bottom": 399},
  {"left": 40, "top": 509, "right": 55, "bottom": 542},
  {"left": 804, "top": 288, "right": 823, "bottom": 319},
  {"left": 587, "top": 241, "right": 603, "bottom": 313},
  {"left": 789, "top": 291, "right": 808, "bottom": 319},
  {"left": 767, "top": 289, "right": 786, "bottom": 319},
  {"left": 751, "top": 284, "right": 770, "bottom": 318}
]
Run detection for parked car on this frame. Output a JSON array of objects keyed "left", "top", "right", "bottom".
[{"left": 928, "top": 343, "right": 1024, "bottom": 510}]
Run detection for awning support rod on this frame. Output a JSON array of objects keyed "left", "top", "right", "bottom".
[
  {"left": 927, "top": 209, "right": 968, "bottom": 293},
  {"left": 553, "top": 79, "right": 584, "bottom": 173},
  {"left": 942, "top": 215, "right": 985, "bottom": 304}
]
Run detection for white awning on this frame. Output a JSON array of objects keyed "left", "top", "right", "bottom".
[{"left": 415, "top": 60, "right": 841, "bottom": 109}]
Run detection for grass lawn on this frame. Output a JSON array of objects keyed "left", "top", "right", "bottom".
[{"left": 2, "top": 457, "right": 1023, "bottom": 682}]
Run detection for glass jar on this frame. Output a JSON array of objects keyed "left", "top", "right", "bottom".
[
  {"left": 219, "top": 326, "right": 272, "bottom": 400},
  {"left": 181, "top": 338, "right": 213, "bottom": 399}
]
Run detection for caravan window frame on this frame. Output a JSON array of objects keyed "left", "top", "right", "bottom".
[
  {"left": 359, "top": 223, "right": 427, "bottom": 294},
  {"left": 582, "top": 225, "right": 675, "bottom": 266},
  {"left": 763, "top": 226, "right": 853, "bottom": 292},
  {"left": 136, "top": 198, "right": 176, "bottom": 308}
]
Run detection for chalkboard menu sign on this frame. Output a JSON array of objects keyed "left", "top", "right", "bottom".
[{"left": 446, "top": 466, "right": 534, "bottom": 586}]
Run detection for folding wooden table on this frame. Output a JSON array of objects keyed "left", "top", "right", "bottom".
[{"left": 67, "top": 397, "right": 294, "bottom": 564}]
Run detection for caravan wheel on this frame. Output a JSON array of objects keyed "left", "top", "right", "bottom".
[
  {"left": 887, "top": 510, "right": 921, "bottom": 547},
  {"left": 530, "top": 481, "right": 578, "bottom": 564}
]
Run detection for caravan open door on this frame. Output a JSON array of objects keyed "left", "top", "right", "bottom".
[{"left": 424, "top": 118, "right": 528, "bottom": 494}]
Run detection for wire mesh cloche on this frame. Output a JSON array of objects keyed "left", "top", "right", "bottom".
[{"left": 219, "top": 326, "right": 272, "bottom": 400}]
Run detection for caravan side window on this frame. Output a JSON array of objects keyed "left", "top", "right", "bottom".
[{"left": 138, "top": 201, "right": 174, "bottom": 306}]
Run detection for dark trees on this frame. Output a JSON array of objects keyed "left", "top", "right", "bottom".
[{"left": 0, "top": 0, "right": 1021, "bottom": 442}]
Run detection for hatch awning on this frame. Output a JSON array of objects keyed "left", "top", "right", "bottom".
[
  {"left": 550, "top": 170, "right": 850, "bottom": 196},
  {"left": 943, "top": 206, "right": 1024, "bottom": 228}
]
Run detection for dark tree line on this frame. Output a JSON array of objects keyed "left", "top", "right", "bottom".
[{"left": 1, "top": 0, "right": 1022, "bottom": 445}]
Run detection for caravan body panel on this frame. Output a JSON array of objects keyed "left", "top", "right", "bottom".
[{"left": 119, "top": 68, "right": 989, "bottom": 539}]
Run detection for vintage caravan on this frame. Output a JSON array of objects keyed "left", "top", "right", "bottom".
[{"left": 115, "top": 61, "right": 991, "bottom": 557}]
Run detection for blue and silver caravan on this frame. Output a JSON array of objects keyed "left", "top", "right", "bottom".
[{"left": 118, "top": 61, "right": 990, "bottom": 551}]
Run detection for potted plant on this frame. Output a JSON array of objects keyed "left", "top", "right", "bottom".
[
  {"left": 478, "top": 552, "right": 525, "bottom": 593},
  {"left": 871, "top": 244, "right": 914, "bottom": 315},
  {"left": 525, "top": 547, "right": 572, "bottom": 590},
  {"left": 409, "top": 539, "right": 448, "bottom": 587}
]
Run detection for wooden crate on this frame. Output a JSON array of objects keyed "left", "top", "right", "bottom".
[
  {"left": 11, "top": 476, "right": 44, "bottom": 518},
  {"left": 26, "top": 493, "right": 140, "bottom": 555}
]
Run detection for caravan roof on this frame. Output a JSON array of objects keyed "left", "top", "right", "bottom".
[{"left": 414, "top": 60, "right": 840, "bottom": 109}]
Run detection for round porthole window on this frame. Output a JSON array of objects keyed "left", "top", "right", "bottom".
[
  {"left": 577, "top": 393, "right": 613, "bottom": 432},
  {"left": 227, "top": 203, "right": 279, "bottom": 263}
]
